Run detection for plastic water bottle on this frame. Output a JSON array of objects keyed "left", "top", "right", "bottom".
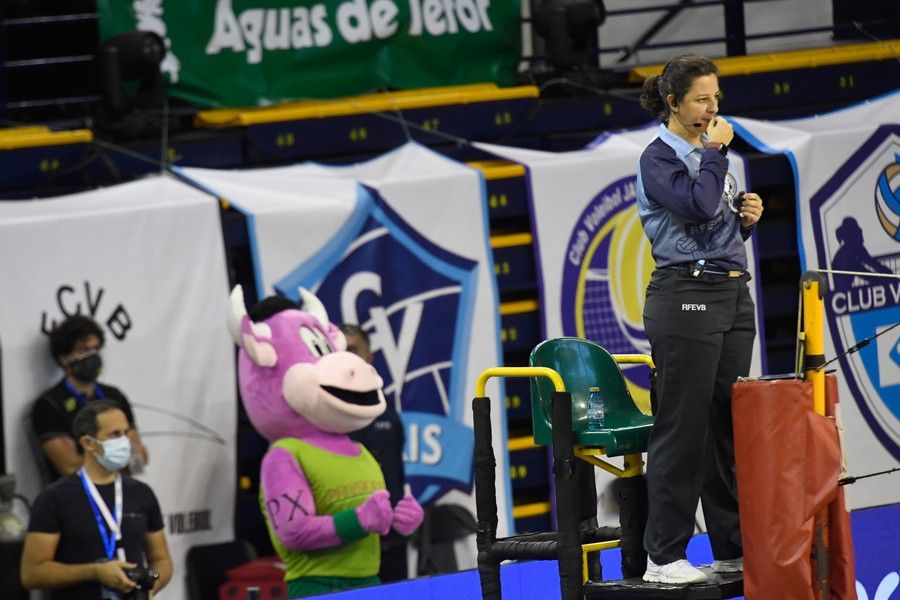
[{"left": 586, "top": 386, "right": 605, "bottom": 431}]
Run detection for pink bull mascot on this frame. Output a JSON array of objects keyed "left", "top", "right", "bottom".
[{"left": 228, "top": 285, "right": 424, "bottom": 597}]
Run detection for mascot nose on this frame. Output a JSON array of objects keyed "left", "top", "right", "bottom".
[
  {"left": 316, "top": 352, "right": 383, "bottom": 387},
  {"left": 349, "top": 364, "right": 376, "bottom": 379}
]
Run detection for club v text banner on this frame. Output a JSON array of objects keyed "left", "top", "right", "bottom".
[
  {"left": 97, "top": 0, "right": 521, "bottom": 107},
  {"left": 180, "top": 142, "right": 510, "bottom": 552},
  {"left": 734, "top": 91, "right": 900, "bottom": 514},
  {"left": 0, "top": 175, "right": 237, "bottom": 600}
]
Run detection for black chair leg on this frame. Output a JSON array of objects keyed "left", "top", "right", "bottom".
[
  {"left": 577, "top": 457, "right": 602, "bottom": 581},
  {"left": 551, "top": 392, "right": 583, "bottom": 600},
  {"left": 617, "top": 474, "right": 649, "bottom": 579},
  {"left": 473, "top": 397, "right": 501, "bottom": 600}
]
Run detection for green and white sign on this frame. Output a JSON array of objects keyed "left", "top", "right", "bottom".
[{"left": 97, "top": 0, "right": 521, "bottom": 107}]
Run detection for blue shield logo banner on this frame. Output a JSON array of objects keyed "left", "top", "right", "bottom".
[
  {"left": 810, "top": 126, "right": 900, "bottom": 461},
  {"left": 275, "top": 189, "right": 479, "bottom": 504}
]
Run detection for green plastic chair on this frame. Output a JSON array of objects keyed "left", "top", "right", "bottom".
[{"left": 530, "top": 337, "right": 654, "bottom": 456}]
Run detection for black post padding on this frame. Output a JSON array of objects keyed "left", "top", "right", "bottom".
[
  {"left": 551, "top": 391, "right": 583, "bottom": 600},
  {"left": 473, "top": 397, "right": 501, "bottom": 600},
  {"left": 576, "top": 459, "right": 598, "bottom": 522},
  {"left": 477, "top": 550, "right": 501, "bottom": 600},
  {"left": 576, "top": 458, "right": 601, "bottom": 581},
  {"left": 473, "top": 397, "right": 498, "bottom": 542},
  {"left": 617, "top": 474, "right": 649, "bottom": 579}
]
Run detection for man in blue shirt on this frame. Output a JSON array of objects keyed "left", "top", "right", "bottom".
[{"left": 635, "top": 54, "right": 764, "bottom": 585}]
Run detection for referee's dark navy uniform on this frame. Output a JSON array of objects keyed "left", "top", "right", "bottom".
[{"left": 636, "top": 124, "right": 756, "bottom": 565}]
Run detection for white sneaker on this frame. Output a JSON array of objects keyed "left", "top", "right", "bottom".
[
  {"left": 643, "top": 558, "right": 708, "bottom": 584},
  {"left": 711, "top": 556, "right": 743, "bottom": 573}
]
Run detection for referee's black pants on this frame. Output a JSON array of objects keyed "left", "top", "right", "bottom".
[{"left": 642, "top": 268, "right": 755, "bottom": 565}]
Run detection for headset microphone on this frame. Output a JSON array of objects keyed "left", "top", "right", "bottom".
[{"left": 672, "top": 106, "right": 704, "bottom": 130}]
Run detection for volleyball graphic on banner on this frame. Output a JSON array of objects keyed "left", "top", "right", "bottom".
[
  {"left": 874, "top": 159, "right": 900, "bottom": 240},
  {"left": 560, "top": 175, "right": 654, "bottom": 410}
]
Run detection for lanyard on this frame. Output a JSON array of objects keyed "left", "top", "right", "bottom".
[
  {"left": 65, "top": 380, "right": 104, "bottom": 407},
  {"left": 79, "top": 468, "right": 124, "bottom": 561}
]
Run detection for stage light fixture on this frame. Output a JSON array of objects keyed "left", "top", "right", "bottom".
[
  {"left": 533, "top": 0, "right": 606, "bottom": 71},
  {"left": 98, "top": 30, "right": 166, "bottom": 116}
]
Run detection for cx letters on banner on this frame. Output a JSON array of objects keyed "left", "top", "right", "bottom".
[{"left": 97, "top": 0, "right": 521, "bottom": 107}]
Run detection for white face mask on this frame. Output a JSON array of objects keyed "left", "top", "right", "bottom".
[{"left": 90, "top": 435, "right": 132, "bottom": 472}]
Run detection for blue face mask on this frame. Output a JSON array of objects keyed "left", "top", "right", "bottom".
[{"left": 90, "top": 435, "right": 132, "bottom": 471}]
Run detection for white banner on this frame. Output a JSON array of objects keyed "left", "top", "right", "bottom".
[
  {"left": 477, "top": 131, "right": 765, "bottom": 525},
  {"left": 0, "top": 175, "right": 237, "bottom": 600},
  {"left": 181, "top": 142, "right": 511, "bottom": 550},
  {"left": 734, "top": 91, "right": 900, "bottom": 511}
]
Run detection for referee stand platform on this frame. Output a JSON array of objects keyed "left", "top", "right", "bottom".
[
  {"left": 471, "top": 339, "right": 746, "bottom": 600},
  {"left": 470, "top": 272, "right": 853, "bottom": 600}
]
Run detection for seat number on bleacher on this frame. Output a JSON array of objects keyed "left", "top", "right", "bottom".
[
  {"left": 276, "top": 133, "right": 295, "bottom": 147},
  {"left": 489, "top": 193, "right": 508, "bottom": 209},
  {"left": 39, "top": 158, "right": 60, "bottom": 173},
  {"left": 500, "top": 327, "right": 518, "bottom": 343}
]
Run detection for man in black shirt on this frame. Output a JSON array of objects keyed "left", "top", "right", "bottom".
[
  {"left": 341, "top": 323, "right": 411, "bottom": 583},
  {"left": 30, "top": 315, "right": 148, "bottom": 481},
  {"left": 21, "top": 401, "right": 172, "bottom": 600}
]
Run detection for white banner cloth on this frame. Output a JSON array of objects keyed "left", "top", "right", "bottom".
[{"left": 0, "top": 174, "right": 237, "bottom": 600}]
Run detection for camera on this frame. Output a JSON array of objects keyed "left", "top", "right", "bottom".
[{"left": 123, "top": 567, "right": 159, "bottom": 600}]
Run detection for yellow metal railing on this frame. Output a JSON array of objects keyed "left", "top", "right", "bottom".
[
  {"left": 475, "top": 366, "right": 564, "bottom": 398},
  {"left": 467, "top": 159, "right": 526, "bottom": 180},
  {"left": 511, "top": 501, "right": 551, "bottom": 519},
  {"left": 490, "top": 232, "right": 533, "bottom": 249},
  {"left": 0, "top": 126, "right": 93, "bottom": 150},
  {"left": 630, "top": 40, "right": 900, "bottom": 82},
  {"left": 195, "top": 83, "right": 540, "bottom": 127},
  {"left": 582, "top": 540, "right": 621, "bottom": 582}
]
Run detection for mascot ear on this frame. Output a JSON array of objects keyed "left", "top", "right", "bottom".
[
  {"left": 298, "top": 287, "right": 347, "bottom": 351},
  {"left": 229, "top": 285, "right": 278, "bottom": 367}
]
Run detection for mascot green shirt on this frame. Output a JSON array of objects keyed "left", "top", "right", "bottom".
[{"left": 260, "top": 438, "right": 386, "bottom": 595}]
